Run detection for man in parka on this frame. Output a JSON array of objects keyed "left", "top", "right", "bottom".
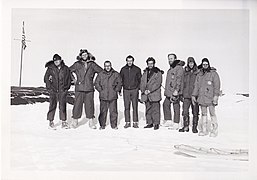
[
  {"left": 140, "top": 57, "right": 163, "bottom": 130},
  {"left": 69, "top": 49, "right": 103, "bottom": 129},
  {"left": 163, "top": 53, "right": 185, "bottom": 130},
  {"left": 120, "top": 55, "right": 142, "bottom": 128},
  {"left": 94, "top": 61, "right": 122, "bottom": 130},
  {"left": 179, "top": 57, "right": 199, "bottom": 133},
  {"left": 192, "top": 58, "right": 221, "bottom": 137},
  {"left": 44, "top": 54, "right": 71, "bottom": 129}
]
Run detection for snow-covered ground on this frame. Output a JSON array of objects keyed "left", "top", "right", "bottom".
[{"left": 10, "top": 94, "right": 249, "bottom": 171}]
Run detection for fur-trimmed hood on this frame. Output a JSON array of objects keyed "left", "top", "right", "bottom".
[
  {"left": 45, "top": 60, "right": 66, "bottom": 68},
  {"left": 143, "top": 67, "right": 164, "bottom": 74},
  {"left": 170, "top": 60, "right": 185, "bottom": 68},
  {"left": 198, "top": 66, "right": 217, "bottom": 75}
]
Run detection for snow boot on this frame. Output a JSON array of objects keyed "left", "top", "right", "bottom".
[
  {"left": 179, "top": 126, "right": 189, "bottom": 132},
  {"left": 162, "top": 120, "right": 173, "bottom": 127},
  {"left": 192, "top": 116, "right": 199, "bottom": 133},
  {"left": 112, "top": 126, "right": 118, "bottom": 130},
  {"left": 192, "top": 125, "right": 198, "bottom": 133},
  {"left": 209, "top": 116, "right": 218, "bottom": 137},
  {"left": 133, "top": 122, "right": 139, "bottom": 128},
  {"left": 89, "top": 118, "right": 97, "bottom": 129},
  {"left": 48, "top": 120, "right": 56, "bottom": 130},
  {"left": 61, "top": 121, "right": 70, "bottom": 129},
  {"left": 99, "top": 126, "right": 105, "bottom": 130},
  {"left": 144, "top": 124, "right": 153, "bottom": 128},
  {"left": 198, "top": 116, "right": 209, "bottom": 136},
  {"left": 179, "top": 116, "right": 189, "bottom": 132},
  {"left": 71, "top": 118, "right": 78, "bottom": 129},
  {"left": 168, "top": 123, "right": 179, "bottom": 130},
  {"left": 124, "top": 122, "right": 131, "bottom": 128},
  {"left": 154, "top": 124, "right": 159, "bottom": 130}
]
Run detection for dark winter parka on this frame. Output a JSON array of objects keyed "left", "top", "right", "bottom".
[
  {"left": 164, "top": 60, "right": 185, "bottom": 97},
  {"left": 69, "top": 59, "right": 103, "bottom": 92},
  {"left": 182, "top": 59, "right": 199, "bottom": 99},
  {"left": 44, "top": 61, "right": 71, "bottom": 92},
  {"left": 120, "top": 64, "right": 142, "bottom": 90},
  {"left": 192, "top": 67, "right": 221, "bottom": 106},
  {"left": 94, "top": 69, "right": 122, "bottom": 101},
  {"left": 140, "top": 67, "right": 163, "bottom": 102}
]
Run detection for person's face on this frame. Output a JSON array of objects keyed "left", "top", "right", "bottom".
[
  {"left": 81, "top": 52, "right": 88, "bottom": 61},
  {"left": 202, "top": 62, "right": 209, "bottom": 69},
  {"left": 188, "top": 61, "right": 194, "bottom": 69},
  {"left": 168, "top": 55, "right": 176, "bottom": 65},
  {"left": 147, "top": 60, "right": 155, "bottom": 69},
  {"left": 104, "top": 62, "right": 112, "bottom": 72},
  {"left": 126, "top": 58, "right": 134, "bottom": 66},
  {"left": 54, "top": 60, "right": 61, "bottom": 67}
]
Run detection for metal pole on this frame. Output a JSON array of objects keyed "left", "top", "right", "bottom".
[{"left": 19, "top": 43, "right": 23, "bottom": 87}]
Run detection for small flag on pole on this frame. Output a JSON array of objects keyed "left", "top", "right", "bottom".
[{"left": 22, "top": 21, "right": 26, "bottom": 50}]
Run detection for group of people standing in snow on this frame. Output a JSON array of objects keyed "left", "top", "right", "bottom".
[{"left": 44, "top": 49, "right": 221, "bottom": 137}]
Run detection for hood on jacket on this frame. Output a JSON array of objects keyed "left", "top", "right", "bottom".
[
  {"left": 45, "top": 60, "right": 65, "bottom": 68},
  {"left": 76, "top": 50, "right": 96, "bottom": 62},
  {"left": 185, "top": 57, "right": 198, "bottom": 72},
  {"left": 199, "top": 67, "right": 217, "bottom": 75},
  {"left": 170, "top": 60, "right": 185, "bottom": 68},
  {"left": 198, "top": 58, "right": 212, "bottom": 71},
  {"left": 144, "top": 67, "right": 164, "bottom": 74}
]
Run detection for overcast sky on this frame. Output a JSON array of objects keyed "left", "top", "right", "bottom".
[{"left": 11, "top": 9, "right": 249, "bottom": 93}]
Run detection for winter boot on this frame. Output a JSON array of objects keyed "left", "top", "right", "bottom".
[
  {"left": 162, "top": 120, "right": 173, "bottom": 127},
  {"left": 71, "top": 119, "right": 78, "bottom": 129},
  {"left": 179, "top": 116, "right": 189, "bottom": 132},
  {"left": 99, "top": 126, "right": 105, "bottom": 130},
  {"left": 192, "top": 116, "right": 199, "bottom": 133},
  {"left": 198, "top": 116, "right": 209, "bottom": 136},
  {"left": 112, "top": 126, "right": 118, "bottom": 130},
  {"left": 168, "top": 122, "right": 179, "bottom": 130},
  {"left": 48, "top": 120, "right": 56, "bottom": 130},
  {"left": 89, "top": 118, "right": 97, "bottom": 129},
  {"left": 209, "top": 116, "right": 218, "bottom": 137},
  {"left": 154, "top": 124, "right": 159, "bottom": 130},
  {"left": 144, "top": 124, "right": 153, "bottom": 128},
  {"left": 179, "top": 126, "right": 189, "bottom": 132},
  {"left": 61, "top": 121, "right": 70, "bottom": 129},
  {"left": 192, "top": 125, "right": 198, "bottom": 133},
  {"left": 133, "top": 122, "right": 139, "bottom": 128},
  {"left": 124, "top": 122, "right": 131, "bottom": 128}
]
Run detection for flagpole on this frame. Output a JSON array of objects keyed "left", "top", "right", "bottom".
[
  {"left": 19, "top": 39, "right": 24, "bottom": 87},
  {"left": 19, "top": 21, "right": 25, "bottom": 87}
]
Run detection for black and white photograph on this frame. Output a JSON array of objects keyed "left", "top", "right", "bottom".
[{"left": 1, "top": 0, "right": 257, "bottom": 180}]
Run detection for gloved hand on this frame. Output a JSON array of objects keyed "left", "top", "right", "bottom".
[
  {"left": 144, "top": 90, "right": 150, "bottom": 95},
  {"left": 179, "top": 95, "right": 184, "bottom": 102},
  {"left": 213, "top": 95, "right": 219, "bottom": 106},
  {"left": 173, "top": 90, "right": 178, "bottom": 97},
  {"left": 170, "top": 95, "right": 179, "bottom": 103},
  {"left": 191, "top": 96, "right": 197, "bottom": 106},
  {"left": 49, "top": 75, "right": 52, "bottom": 82}
]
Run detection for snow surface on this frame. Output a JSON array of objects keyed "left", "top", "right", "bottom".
[{"left": 10, "top": 94, "right": 249, "bottom": 171}]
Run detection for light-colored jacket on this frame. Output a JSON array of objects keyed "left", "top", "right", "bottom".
[
  {"left": 164, "top": 60, "right": 185, "bottom": 97},
  {"left": 94, "top": 69, "right": 122, "bottom": 101},
  {"left": 140, "top": 67, "right": 163, "bottom": 102},
  {"left": 192, "top": 68, "right": 221, "bottom": 106},
  {"left": 70, "top": 59, "right": 102, "bottom": 92}
]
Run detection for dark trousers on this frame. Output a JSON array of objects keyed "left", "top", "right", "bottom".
[
  {"left": 72, "top": 91, "right": 95, "bottom": 119},
  {"left": 145, "top": 101, "right": 161, "bottom": 125},
  {"left": 98, "top": 99, "right": 118, "bottom": 128},
  {"left": 182, "top": 98, "right": 199, "bottom": 127},
  {"left": 47, "top": 91, "right": 67, "bottom": 121},
  {"left": 163, "top": 97, "right": 181, "bottom": 123},
  {"left": 123, "top": 89, "right": 139, "bottom": 123}
]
